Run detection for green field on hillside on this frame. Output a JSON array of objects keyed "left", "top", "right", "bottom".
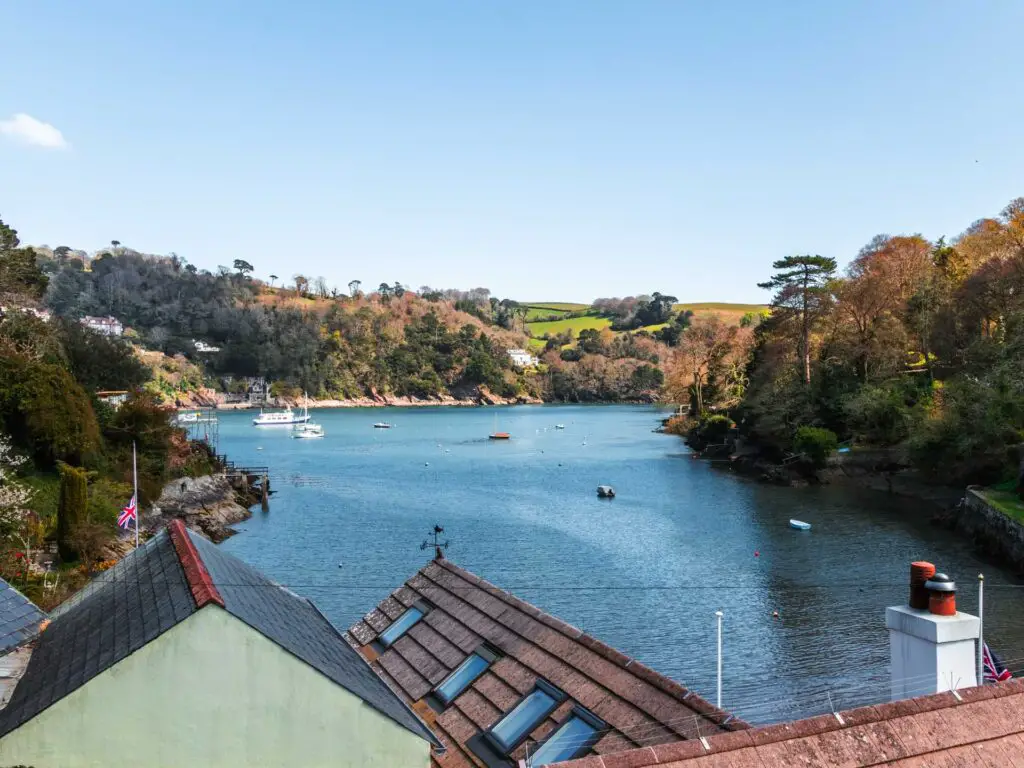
[
  {"left": 525, "top": 306, "right": 570, "bottom": 321},
  {"left": 523, "top": 302, "right": 769, "bottom": 340},
  {"left": 525, "top": 302, "right": 590, "bottom": 311},
  {"left": 526, "top": 314, "right": 612, "bottom": 337}
]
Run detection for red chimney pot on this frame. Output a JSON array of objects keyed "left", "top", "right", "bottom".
[{"left": 909, "top": 561, "right": 936, "bottom": 609}]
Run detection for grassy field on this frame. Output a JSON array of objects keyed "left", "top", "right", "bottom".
[
  {"left": 525, "top": 306, "right": 571, "bottom": 321},
  {"left": 524, "top": 302, "right": 591, "bottom": 311},
  {"left": 526, "top": 314, "right": 613, "bottom": 337},
  {"left": 524, "top": 302, "right": 769, "bottom": 340}
]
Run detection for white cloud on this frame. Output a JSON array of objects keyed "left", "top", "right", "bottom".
[{"left": 0, "top": 113, "right": 69, "bottom": 149}]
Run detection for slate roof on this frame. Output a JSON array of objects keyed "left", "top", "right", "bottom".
[
  {"left": 550, "top": 679, "right": 1024, "bottom": 768},
  {"left": 0, "top": 577, "right": 47, "bottom": 654},
  {"left": 0, "top": 521, "right": 438, "bottom": 747},
  {"left": 347, "top": 557, "right": 745, "bottom": 768}
]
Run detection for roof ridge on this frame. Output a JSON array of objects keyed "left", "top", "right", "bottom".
[
  {"left": 167, "top": 520, "right": 224, "bottom": 609},
  {"left": 566, "top": 680, "right": 1024, "bottom": 768},
  {"left": 433, "top": 558, "right": 745, "bottom": 730}
]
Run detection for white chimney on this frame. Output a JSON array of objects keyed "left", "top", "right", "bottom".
[{"left": 886, "top": 561, "right": 979, "bottom": 700}]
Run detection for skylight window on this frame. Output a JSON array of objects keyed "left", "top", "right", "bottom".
[
  {"left": 377, "top": 605, "right": 424, "bottom": 647},
  {"left": 529, "top": 710, "right": 605, "bottom": 766},
  {"left": 489, "top": 680, "right": 564, "bottom": 752},
  {"left": 434, "top": 646, "right": 496, "bottom": 704}
]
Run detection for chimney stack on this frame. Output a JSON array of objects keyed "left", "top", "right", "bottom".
[{"left": 887, "top": 561, "right": 979, "bottom": 700}]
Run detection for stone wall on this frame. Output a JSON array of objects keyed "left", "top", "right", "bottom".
[{"left": 956, "top": 489, "right": 1024, "bottom": 573}]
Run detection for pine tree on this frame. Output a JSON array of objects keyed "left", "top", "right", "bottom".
[{"left": 758, "top": 255, "right": 837, "bottom": 385}]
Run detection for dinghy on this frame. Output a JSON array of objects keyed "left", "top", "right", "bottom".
[{"left": 789, "top": 519, "right": 812, "bottom": 531}]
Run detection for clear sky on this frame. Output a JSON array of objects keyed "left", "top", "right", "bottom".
[{"left": 2, "top": 1, "right": 1022, "bottom": 303}]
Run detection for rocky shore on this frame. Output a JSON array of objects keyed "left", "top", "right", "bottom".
[
  {"left": 144, "top": 474, "right": 255, "bottom": 543},
  {"left": 175, "top": 384, "right": 542, "bottom": 410}
]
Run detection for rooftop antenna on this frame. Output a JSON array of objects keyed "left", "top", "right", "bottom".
[{"left": 421, "top": 524, "right": 450, "bottom": 560}]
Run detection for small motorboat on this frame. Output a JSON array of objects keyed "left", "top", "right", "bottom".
[
  {"left": 293, "top": 422, "right": 325, "bottom": 439},
  {"left": 555, "top": 424, "right": 565, "bottom": 430},
  {"left": 373, "top": 422, "right": 392, "bottom": 429},
  {"left": 789, "top": 519, "right": 812, "bottom": 531},
  {"left": 489, "top": 432, "right": 511, "bottom": 440},
  {"left": 597, "top": 485, "right": 615, "bottom": 498}
]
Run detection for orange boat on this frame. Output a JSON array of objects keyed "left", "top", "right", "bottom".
[{"left": 488, "top": 413, "right": 510, "bottom": 440}]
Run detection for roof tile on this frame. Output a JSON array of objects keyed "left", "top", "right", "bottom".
[
  {"left": 453, "top": 688, "right": 501, "bottom": 730},
  {"left": 392, "top": 634, "right": 450, "bottom": 684},
  {"left": 473, "top": 671, "right": 521, "bottom": 711}
]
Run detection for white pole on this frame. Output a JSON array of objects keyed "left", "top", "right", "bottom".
[
  {"left": 977, "top": 573, "right": 984, "bottom": 686},
  {"left": 133, "top": 441, "right": 139, "bottom": 549},
  {"left": 715, "top": 610, "right": 724, "bottom": 708}
]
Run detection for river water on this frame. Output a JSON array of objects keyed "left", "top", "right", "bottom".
[{"left": 216, "top": 404, "right": 1024, "bottom": 724}]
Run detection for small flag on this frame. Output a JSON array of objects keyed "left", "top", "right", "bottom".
[
  {"left": 117, "top": 494, "right": 137, "bottom": 530},
  {"left": 983, "top": 642, "right": 1012, "bottom": 683}
]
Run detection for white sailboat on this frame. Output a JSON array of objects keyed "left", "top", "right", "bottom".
[
  {"left": 292, "top": 422, "right": 325, "bottom": 439},
  {"left": 291, "top": 396, "right": 324, "bottom": 438}
]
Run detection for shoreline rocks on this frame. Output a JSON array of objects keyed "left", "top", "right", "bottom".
[
  {"left": 174, "top": 384, "right": 543, "bottom": 410},
  {"left": 144, "top": 474, "right": 254, "bottom": 543}
]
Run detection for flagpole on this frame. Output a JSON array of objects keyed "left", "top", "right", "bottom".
[
  {"left": 977, "top": 573, "right": 984, "bottom": 686},
  {"left": 133, "top": 441, "right": 139, "bottom": 549}
]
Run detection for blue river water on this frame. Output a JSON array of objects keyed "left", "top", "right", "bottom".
[{"left": 216, "top": 404, "right": 1024, "bottom": 724}]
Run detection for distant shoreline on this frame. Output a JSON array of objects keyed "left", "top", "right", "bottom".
[
  {"left": 175, "top": 395, "right": 660, "bottom": 411},
  {"left": 176, "top": 393, "right": 544, "bottom": 411}
]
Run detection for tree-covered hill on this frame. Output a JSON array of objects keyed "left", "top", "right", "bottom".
[{"left": 35, "top": 244, "right": 687, "bottom": 404}]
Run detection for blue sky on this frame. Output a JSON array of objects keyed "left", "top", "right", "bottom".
[{"left": 2, "top": 1, "right": 1022, "bottom": 303}]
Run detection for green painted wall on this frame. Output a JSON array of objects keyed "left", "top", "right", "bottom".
[{"left": 0, "top": 606, "right": 430, "bottom": 767}]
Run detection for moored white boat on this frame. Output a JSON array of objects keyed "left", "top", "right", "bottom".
[
  {"left": 253, "top": 393, "right": 312, "bottom": 426},
  {"left": 789, "top": 519, "right": 812, "bottom": 531},
  {"left": 292, "top": 422, "right": 324, "bottom": 439},
  {"left": 373, "top": 422, "right": 392, "bottom": 429},
  {"left": 176, "top": 410, "right": 217, "bottom": 425}
]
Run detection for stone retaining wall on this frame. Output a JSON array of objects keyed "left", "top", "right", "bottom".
[{"left": 956, "top": 489, "right": 1024, "bottom": 573}]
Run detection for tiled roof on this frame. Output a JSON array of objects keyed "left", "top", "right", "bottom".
[
  {"left": 550, "top": 679, "right": 1024, "bottom": 768},
  {"left": 346, "top": 557, "right": 745, "bottom": 768},
  {"left": 0, "top": 577, "right": 47, "bottom": 654},
  {"left": 0, "top": 521, "right": 438, "bottom": 747}
]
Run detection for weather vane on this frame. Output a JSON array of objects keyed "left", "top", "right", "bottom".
[{"left": 420, "top": 524, "right": 450, "bottom": 559}]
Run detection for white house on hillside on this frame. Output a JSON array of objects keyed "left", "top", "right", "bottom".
[
  {"left": 507, "top": 348, "right": 539, "bottom": 368},
  {"left": 193, "top": 339, "right": 221, "bottom": 353},
  {"left": 81, "top": 315, "right": 123, "bottom": 337}
]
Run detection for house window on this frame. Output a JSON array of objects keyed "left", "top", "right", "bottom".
[
  {"left": 435, "top": 646, "right": 497, "bottom": 705},
  {"left": 489, "top": 680, "right": 564, "bottom": 752},
  {"left": 528, "top": 708, "right": 606, "bottom": 766},
  {"left": 377, "top": 605, "right": 424, "bottom": 647}
]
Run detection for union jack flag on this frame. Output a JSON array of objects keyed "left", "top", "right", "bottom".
[
  {"left": 117, "top": 494, "right": 137, "bottom": 530},
  {"left": 983, "top": 642, "right": 1012, "bottom": 683}
]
